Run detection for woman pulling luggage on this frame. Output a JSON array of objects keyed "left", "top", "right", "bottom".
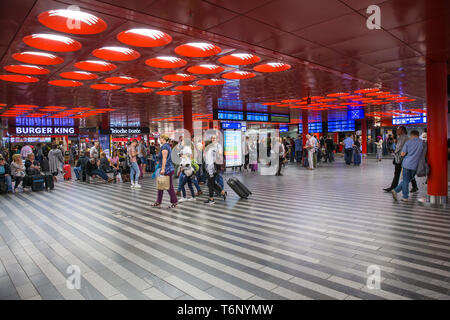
[{"left": 204, "top": 135, "right": 226, "bottom": 205}]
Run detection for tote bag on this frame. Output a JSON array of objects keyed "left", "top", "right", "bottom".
[{"left": 156, "top": 175, "right": 170, "bottom": 190}]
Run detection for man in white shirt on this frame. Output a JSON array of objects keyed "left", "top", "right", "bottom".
[{"left": 305, "top": 134, "right": 315, "bottom": 170}]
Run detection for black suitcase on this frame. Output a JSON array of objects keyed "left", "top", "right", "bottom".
[
  {"left": 0, "top": 177, "right": 7, "bottom": 194},
  {"left": 45, "top": 175, "right": 54, "bottom": 190},
  {"left": 302, "top": 150, "right": 309, "bottom": 167},
  {"left": 31, "top": 175, "right": 45, "bottom": 192},
  {"left": 23, "top": 175, "right": 33, "bottom": 188},
  {"left": 227, "top": 177, "right": 251, "bottom": 199}
]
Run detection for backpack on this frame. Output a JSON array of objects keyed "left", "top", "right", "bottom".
[
  {"left": 416, "top": 141, "right": 429, "bottom": 177},
  {"left": 40, "top": 156, "right": 50, "bottom": 173},
  {"left": 191, "top": 159, "right": 199, "bottom": 173}
]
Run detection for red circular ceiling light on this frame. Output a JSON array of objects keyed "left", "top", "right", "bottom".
[
  {"left": 91, "top": 84, "right": 121, "bottom": 90},
  {"left": 14, "top": 104, "right": 38, "bottom": 109},
  {"left": 218, "top": 53, "right": 261, "bottom": 66},
  {"left": 187, "top": 64, "right": 224, "bottom": 74},
  {"left": 60, "top": 71, "right": 98, "bottom": 80},
  {"left": 143, "top": 81, "right": 172, "bottom": 88},
  {"left": 156, "top": 90, "right": 181, "bottom": 96},
  {"left": 163, "top": 74, "right": 196, "bottom": 82},
  {"left": 261, "top": 102, "right": 280, "bottom": 105},
  {"left": 354, "top": 88, "right": 380, "bottom": 94},
  {"left": 38, "top": 9, "right": 107, "bottom": 35},
  {"left": 4, "top": 64, "right": 49, "bottom": 75},
  {"left": 174, "top": 42, "right": 221, "bottom": 57},
  {"left": 327, "top": 92, "right": 349, "bottom": 97},
  {"left": 174, "top": 85, "right": 202, "bottom": 91},
  {"left": 145, "top": 56, "right": 187, "bottom": 68},
  {"left": 105, "top": 76, "right": 138, "bottom": 84},
  {"left": 317, "top": 98, "right": 337, "bottom": 103},
  {"left": 92, "top": 47, "right": 140, "bottom": 61},
  {"left": 222, "top": 71, "right": 255, "bottom": 80},
  {"left": 340, "top": 95, "right": 363, "bottom": 99},
  {"left": 13, "top": 51, "right": 64, "bottom": 65},
  {"left": 75, "top": 60, "right": 117, "bottom": 72},
  {"left": 281, "top": 99, "right": 302, "bottom": 103},
  {"left": 49, "top": 79, "right": 83, "bottom": 87},
  {"left": 253, "top": 62, "right": 291, "bottom": 73},
  {"left": 195, "top": 79, "right": 226, "bottom": 86},
  {"left": 0, "top": 74, "right": 39, "bottom": 83},
  {"left": 117, "top": 28, "right": 172, "bottom": 47},
  {"left": 23, "top": 34, "right": 82, "bottom": 52},
  {"left": 126, "top": 87, "right": 153, "bottom": 93}
]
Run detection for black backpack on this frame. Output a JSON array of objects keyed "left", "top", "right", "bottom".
[{"left": 40, "top": 156, "right": 50, "bottom": 172}]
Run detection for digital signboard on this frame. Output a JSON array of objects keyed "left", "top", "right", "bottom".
[
  {"left": 328, "top": 120, "right": 355, "bottom": 132},
  {"left": 270, "top": 114, "right": 290, "bottom": 123},
  {"left": 246, "top": 112, "right": 269, "bottom": 122},
  {"left": 221, "top": 122, "right": 241, "bottom": 130},
  {"left": 224, "top": 130, "right": 242, "bottom": 167},
  {"left": 299, "top": 122, "right": 323, "bottom": 133},
  {"left": 279, "top": 125, "right": 288, "bottom": 132},
  {"left": 217, "top": 110, "right": 244, "bottom": 121},
  {"left": 392, "top": 116, "right": 427, "bottom": 125}
]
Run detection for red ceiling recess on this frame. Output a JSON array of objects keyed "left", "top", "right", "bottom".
[
  {"left": 174, "top": 85, "right": 202, "bottom": 91},
  {"left": 26, "top": 113, "right": 48, "bottom": 118},
  {"left": 187, "top": 64, "right": 225, "bottom": 74},
  {"left": 340, "top": 95, "right": 363, "bottom": 99},
  {"left": 156, "top": 90, "right": 182, "bottom": 96},
  {"left": 23, "top": 34, "right": 82, "bottom": 52},
  {"left": 253, "top": 62, "right": 291, "bottom": 73},
  {"left": 221, "top": 71, "right": 255, "bottom": 80},
  {"left": 95, "top": 108, "right": 115, "bottom": 112},
  {"left": 60, "top": 71, "right": 98, "bottom": 80},
  {"left": 356, "top": 98, "right": 374, "bottom": 102},
  {"left": 383, "top": 94, "right": 402, "bottom": 99},
  {"left": 117, "top": 28, "right": 172, "bottom": 47},
  {"left": 125, "top": 87, "right": 153, "bottom": 93},
  {"left": 0, "top": 74, "right": 39, "bottom": 83},
  {"left": 195, "top": 79, "right": 226, "bottom": 86},
  {"left": 145, "top": 56, "right": 187, "bottom": 68},
  {"left": 327, "top": 92, "right": 349, "bottom": 97},
  {"left": 306, "top": 96, "right": 324, "bottom": 100},
  {"left": 261, "top": 102, "right": 281, "bottom": 105},
  {"left": 317, "top": 98, "right": 337, "bottom": 103},
  {"left": 174, "top": 42, "right": 222, "bottom": 57},
  {"left": 163, "top": 74, "right": 196, "bottom": 82},
  {"left": 92, "top": 47, "right": 140, "bottom": 61},
  {"left": 218, "top": 53, "right": 261, "bottom": 66},
  {"left": 308, "top": 103, "right": 322, "bottom": 107},
  {"left": 142, "top": 81, "right": 172, "bottom": 88},
  {"left": 49, "top": 79, "right": 83, "bottom": 87},
  {"left": 105, "top": 76, "right": 138, "bottom": 84},
  {"left": 74, "top": 60, "right": 117, "bottom": 72},
  {"left": 0, "top": 103, "right": 6, "bottom": 107},
  {"left": 12, "top": 51, "right": 64, "bottom": 65},
  {"left": 398, "top": 99, "right": 416, "bottom": 102},
  {"left": 42, "top": 106, "right": 66, "bottom": 110},
  {"left": 38, "top": 9, "right": 107, "bottom": 35},
  {"left": 70, "top": 107, "right": 91, "bottom": 111},
  {"left": 281, "top": 99, "right": 302, "bottom": 103},
  {"left": 90, "top": 84, "right": 121, "bottom": 90},
  {"left": 366, "top": 92, "right": 386, "bottom": 97},
  {"left": 277, "top": 104, "right": 290, "bottom": 107},
  {"left": 354, "top": 88, "right": 380, "bottom": 94},
  {"left": 13, "top": 104, "right": 38, "bottom": 108},
  {"left": 4, "top": 64, "right": 49, "bottom": 75},
  {"left": 295, "top": 101, "right": 308, "bottom": 105}
]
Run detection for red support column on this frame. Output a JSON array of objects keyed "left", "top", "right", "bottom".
[
  {"left": 302, "top": 109, "right": 308, "bottom": 146},
  {"left": 361, "top": 118, "right": 367, "bottom": 155},
  {"left": 183, "top": 91, "right": 193, "bottom": 136},
  {"left": 426, "top": 61, "right": 448, "bottom": 204}
]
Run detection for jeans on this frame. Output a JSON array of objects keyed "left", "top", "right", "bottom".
[
  {"left": 3, "top": 176, "right": 12, "bottom": 191},
  {"left": 344, "top": 148, "right": 353, "bottom": 165},
  {"left": 215, "top": 174, "right": 224, "bottom": 189},
  {"left": 295, "top": 150, "right": 302, "bottom": 163},
  {"left": 376, "top": 148, "right": 383, "bottom": 160},
  {"left": 91, "top": 169, "right": 109, "bottom": 181},
  {"left": 130, "top": 162, "right": 140, "bottom": 184},
  {"left": 395, "top": 168, "right": 416, "bottom": 199},
  {"left": 181, "top": 175, "right": 195, "bottom": 198},
  {"left": 177, "top": 172, "right": 185, "bottom": 192},
  {"left": 325, "top": 150, "right": 334, "bottom": 163},
  {"left": 74, "top": 167, "right": 81, "bottom": 180},
  {"left": 244, "top": 154, "right": 249, "bottom": 169},
  {"left": 157, "top": 171, "right": 177, "bottom": 204},
  {"left": 208, "top": 172, "right": 223, "bottom": 198},
  {"left": 390, "top": 162, "right": 417, "bottom": 190}
]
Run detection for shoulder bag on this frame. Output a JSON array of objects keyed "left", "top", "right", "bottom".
[{"left": 156, "top": 175, "right": 170, "bottom": 190}]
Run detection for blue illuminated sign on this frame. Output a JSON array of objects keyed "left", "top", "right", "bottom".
[
  {"left": 279, "top": 125, "right": 288, "bottom": 132},
  {"left": 299, "top": 122, "right": 323, "bottom": 133},
  {"left": 348, "top": 109, "right": 364, "bottom": 120},
  {"left": 247, "top": 112, "right": 269, "bottom": 122},
  {"left": 328, "top": 120, "right": 355, "bottom": 132},
  {"left": 222, "top": 122, "right": 242, "bottom": 130},
  {"left": 218, "top": 110, "right": 244, "bottom": 121},
  {"left": 392, "top": 117, "right": 426, "bottom": 125}
]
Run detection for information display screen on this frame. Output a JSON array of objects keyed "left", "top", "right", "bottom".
[
  {"left": 392, "top": 116, "right": 426, "bottom": 125},
  {"left": 217, "top": 110, "right": 244, "bottom": 121},
  {"left": 298, "top": 122, "right": 323, "bottom": 133},
  {"left": 246, "top": 112, "right": 269, "bottom": 122},
  {"left": 348, "top": 108, "right": 364, "bottom": 120},
  {"left": 221, "top": 122, "right": 241, "bottom": 130},
  {"left": 270, "top": 114, "right": 290, "bottom": 123},
  {"left": 328, "top": 120, "right": 355, "bottom": 132},
  {"left": 279, "top": 125, "right": 288, "bottom": 132},
  {"left": 224, "top": 130, "right": 242, "bottom": 167}
]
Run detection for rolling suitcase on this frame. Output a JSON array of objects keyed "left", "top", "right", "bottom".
[
  {"left": 45, "top": 175, "right": 54, "bottom": 190},
  {"left": 227, "top": 177, "right": 251, "bottom": 199},
  {"left": 353, "top": 151, "right": 361, "bottom": 166},
  {"left": 63, "top": 164, "right": 72, "bottom": 180},
  {"left": 31, "top": 175, "right": 45, "bottom": 192}
]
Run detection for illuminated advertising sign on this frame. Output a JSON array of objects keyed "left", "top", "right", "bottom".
[
  {"left": 279, "top": 125, "right": 288, "bottom": 132},
  {"left": 299, "top": 122, "right": 323, "bottom": 133},
  {"left": 14, "top": 126, "right": 77, "bottom": 135},
  {"left": 224, "top": 130, "right": 242, "bottom": 167},
  {"left": 328, "top": 120, "right": 355, "bottom": 132},
  {"left": 104, "top": 127, "right": 150, "bottom": 135},
  {"left": 392, "top": 116, "right": 426, "bottom": 125},
  {"left": 221, "top": 122, "right": 241, "bottom": 130},
  {"left": 270, "top": 114, "right": 290, "bottom": 123},
  {"left": 247, "top": 112, "right": 269, "bottom": 122}
]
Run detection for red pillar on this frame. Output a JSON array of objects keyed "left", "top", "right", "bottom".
[
  {"left": 426, "top": 61, "right": 448, "bottom": 203},
  {"left": 183, "top": 91, "right": 193, "bottom": 135},
  {"left": 302, "top": 109, "right": 308, "bottom": 146},
  {"left": 361, "top": 118, "right": 367, "bottom": 155}
]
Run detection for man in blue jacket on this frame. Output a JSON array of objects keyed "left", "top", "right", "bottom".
[{"left": 294, "top": 135, "right": 302, "bottom": 165}]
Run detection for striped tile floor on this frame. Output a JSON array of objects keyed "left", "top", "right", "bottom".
[{"left": 0, "top": 159, "right": 449, "bottom": 300}]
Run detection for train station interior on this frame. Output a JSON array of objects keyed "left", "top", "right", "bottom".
[{"left": 0, "top": 0, "right": 449, "bottom": 301}]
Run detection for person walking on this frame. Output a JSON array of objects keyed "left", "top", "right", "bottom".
[
  {"left": 243, "top": 136, "right": 250, "bottom": 171},
  {"left": 48, "top": 144, "right": 64, "bottom": 182},
  {"left": 151, "top": 134, "right": 178, "bottom": 208},
  {"left": 324, "top": 135, "right": 335, "bottom": 163},
  {"left": 305, "top": 134, "right": 315, "bottom": 170},
  {"left": 127, "top": 139, "right": 141, "bottom": 188},
  {"left": 391, "top": 130, "right": 424, "bottom": 202},
  {"left": 343, "top": 134, "right": 354, "bottom": 165},
  {"left": 137, "top": 140, "right": 147, "bottom": 178},
  {"left": 375, "top": 137, "right": 383, "bottom": 162},
  {"left": 204, "top": 135, "right": 226, "bottom": 205},
  {"left": 294, "top": 135, "right": 302, "bottom": 165},
  {"left": 275, "top": 137, "right": 286, "bottom": 176},
  {"left": 383, "top": 127, "right": 418, "bottom": 193}
]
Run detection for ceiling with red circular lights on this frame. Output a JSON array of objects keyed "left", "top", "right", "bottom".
[
  {"left": 0, "top": 74, "right": 39, "bottom": 83},
  {"left": 105, "top": 76, "right": 138, "bottom": 84},
  {"left": 12, "top": 52, "right": 64, "bottom": 65},
  {"left": 49, "top": 80, "right": 83, "bottom": 87},
  {"left": 187, "top": 64, "right": 225, "bottom": 74},
  {"left": 60, "top": 71, "right": 98, "bottom": 80},
  {"left": 142, "top": 81, "right": 172, "bottom": 88},
  {"left": 126, "top": 87, "right": 153, "bottom": 93},
  {"left": 174, "top": 42, "right": 222, "bottom": 57},
  {"left": 253, "top": 62, "right": 291, "bottom": 73},
  {"left": 163, "top": 74, "right": 196, "bottom": 82},
  {"left": 90, "top": 84, "right": 121, "bottom": 90},
  {"left": 117, "top": 29, "right": 172, "bottom": 47},
  {"left": 4, "top": 65, "right": 49, "bottom": 75},
  {"left": 74, "top": 60, "right": 117, "bottom": 72},
  {"left": 195, "top": 79, "right": 226, "bottom": 86},
  {"left": 221, "top": 71, "right": 255, "bottom": 80},
  {"left": 156, "top": 90, "right": 182, "bottom": 96},
  {"left": 218, "top": 53, "right": 261, "bottom": 66},
  {"left": 145, "top": 57, "right": 187, "bottom": 69},
  {"left": 92, "top": 47, "right": 141, "bottom": 61},
  {"left": 38, "top": 9, "right": 107, "bottom": 35},
  {"left": 174, "top": 85, "right": 202, "bottom": 91},
  {"left": 23, "top": 34, "right": 82, "bottom": 52}
]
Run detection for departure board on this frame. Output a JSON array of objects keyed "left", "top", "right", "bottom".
[
  {"left": 328, "top": 120, "right": 355, "bottom": 132},
  {"left": 298, "top": 122, "right": 323, "bottom": 133},
  {"left": 217, "top": 110, "right": 244, "bottom": 121},
  {"left": 246, "top": 112, "right": 269, "bottom": 122},
  {"left": 270, "top": 114, "right": 290, "bottom": 123}
]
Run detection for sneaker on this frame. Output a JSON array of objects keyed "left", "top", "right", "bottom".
[
  {"left": 204, "top": 199, "right": 215, "bottom": 205},
  {"left": 391, "top": 190, "right": 398, "bottom": 201},
  {"left": 134, "top": 184, "right": 142, "bottom": 188},
  {"left": 401, "top": 198, "right": 409, "bottom": 202},
  {"left": 383, "top": 188, "right": 392, "bottom": 193},
  {"left": 179, "top": 197, "right": 188, "bottom": 202},
  {"left": 189, "top": 197, "right": 196, "bottom": 201},
  {"left": 130, "top": 183, "right": 135, "bottom": 188}
]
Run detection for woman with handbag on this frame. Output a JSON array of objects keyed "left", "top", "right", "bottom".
[{"left": 152, "top": 134, "right": 178, "bottom": 208}]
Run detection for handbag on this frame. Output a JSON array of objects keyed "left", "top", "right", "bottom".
[
  {"left": 156, "top": 175, "right": 170, "bottom": 190},
  {"left": 394, "top": 152, "right": 402, "bottom": 164}
]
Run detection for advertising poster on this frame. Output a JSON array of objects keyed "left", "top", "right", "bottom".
[
  {"left": 99, "top": 134, "right": 110, "bottom": 158},
  {"left": 224, "top": 130, "right": 242, "bottom": 167}
]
